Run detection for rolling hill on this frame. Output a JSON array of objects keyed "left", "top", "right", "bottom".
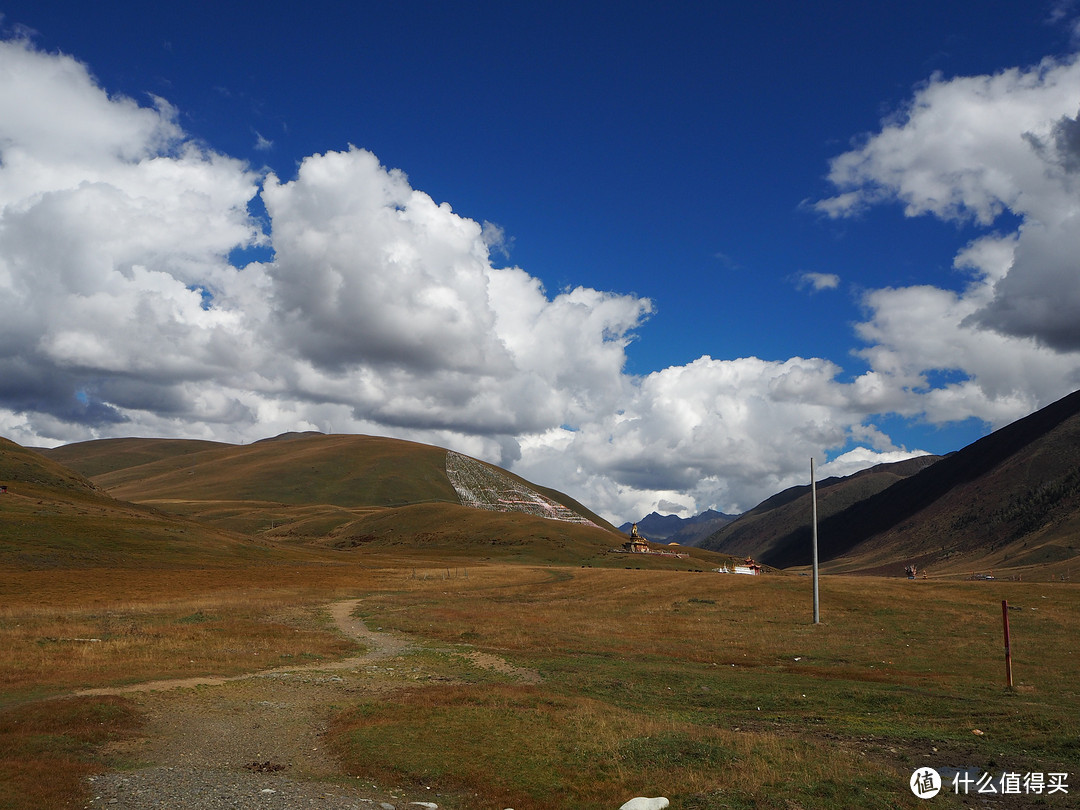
[
  {"left": 0, "top": 436, "right": 271, "bottom": 569},
  {"left": 699, "top": 455, "right": 941, "bottom": 560},
  {"left": 33, "top": 384, "right": 1080, "bottom": 580},
  {"left": 707, "top": 389, "right": 1080, "bottom": 578},
  {"left": 35, "top": 432, "right": 727, "bottom": 569},
  {"left": 44, "top": 432, "right": 612, "bottom": 523}
]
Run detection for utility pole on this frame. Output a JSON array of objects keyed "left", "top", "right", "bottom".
[{"left": 811, "top": 457, "right": 820, "bottom": 624}]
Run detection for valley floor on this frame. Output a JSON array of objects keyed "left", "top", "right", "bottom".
[{"left": 4, "top": 562, "right": 1078, "bottom": 810}]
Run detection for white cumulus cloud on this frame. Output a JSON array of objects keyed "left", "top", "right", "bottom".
[
  {"left": 4, "top": 35, "right": 1080, "bottom": 523},
  {"left": 818, "top": 54, "right": 1080, "bottom": 355},
  {"left": 816, "top": 51, "right": 1080, "bottom": 432}
]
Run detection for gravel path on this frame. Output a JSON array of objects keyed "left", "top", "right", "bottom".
[{"left": 77, "top": 600, "right": 474, "bottom": 810}]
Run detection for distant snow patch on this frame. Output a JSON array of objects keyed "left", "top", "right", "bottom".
[{"left": 445, "top": 451, "right": 596, "bottom": 525}]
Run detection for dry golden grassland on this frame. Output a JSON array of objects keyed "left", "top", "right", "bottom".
[
  {"left": 336, "top": 566, "right": 1080, "bottom": 809},
  {"left": 1, "top": 559, "right": 1078, "bottom": 809},
  {"left": 0, "top": 558, "right": 391, "bottom": 809},
  {"left": 0, "top": 559, "right": 420, "bottom": 699},
  {"left": 0, "top": 695, "right": 141, "bottom": 810}
]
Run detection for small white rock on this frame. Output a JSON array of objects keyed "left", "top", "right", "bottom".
[{"left": 619, "top": 798, "right": 669, "bottom": 810}]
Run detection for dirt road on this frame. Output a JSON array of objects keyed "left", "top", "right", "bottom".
[{"left": 78, "top": 598, "right": 530, "bottom": 810}]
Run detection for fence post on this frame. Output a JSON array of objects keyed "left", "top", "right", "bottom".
[{"left": 1001, "top": 600, "right": 1013, "bottom": 688}]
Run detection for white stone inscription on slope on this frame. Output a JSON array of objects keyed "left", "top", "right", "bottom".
[{"left": 445, "top": 451, "right": 596, "bottom": 526}]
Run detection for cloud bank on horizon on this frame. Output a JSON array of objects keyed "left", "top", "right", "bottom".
[{"left": 2, "top": 36, "right": 1080, "bottom": 522}]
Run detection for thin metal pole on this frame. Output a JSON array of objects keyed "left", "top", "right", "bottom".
[
  {"left": 1001, "top": 600, "right": 1013, "bottom": 688},
  {"left": 811, "top": 458, "right": 820, "bottom": 624}
]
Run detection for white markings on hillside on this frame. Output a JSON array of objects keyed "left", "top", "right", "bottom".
[{"left": 445, "top": 451, "right": 596, "bottom": 525}]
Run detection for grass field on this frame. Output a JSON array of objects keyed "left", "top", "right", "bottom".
[
  {"left": 1, "top": 557, "right": 1076, "bottom": 809},
  {"left": 331, "top": 567, "right": 1080, "bottom": 808}
]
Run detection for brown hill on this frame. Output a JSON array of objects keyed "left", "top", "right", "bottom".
[
  {"left": 37, "top": 433, "right": 719, "bottom": 568},
  {"left": 60, "top": 434, "right": 460, "bottom": 510},
  {"left": 45, "top": 433, "right": 613, "bottom": 524},
  {"left": 761, "top": 389, "right": 1080, "bottom": 577},
  {"left": 44, "top": 436, "right": 228, "bottom": 478},
  {"left": 1, "top": 436, "right": 100, "bottom": 494},
  {"left": 699, "top": 455, "right": 940, "bottom": 559},
  {"left": 0, "top": 437, "right": 270, "bottom": 569}
]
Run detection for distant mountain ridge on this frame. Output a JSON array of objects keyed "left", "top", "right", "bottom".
[
  {"left": 699, "top": 455, "right": 941, "bottom": 560},
  {"left": 702, "top": 388, "right": 1080, "bottom": 577},
  {"left": 620, "top": 509, "right": 737, "bottom": 546},
  {"left": 762, "top": 388, "right": 1080, "bottom": 574}
]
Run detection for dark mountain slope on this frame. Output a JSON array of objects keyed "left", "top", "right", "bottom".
[
  {"left": 618, "top": 512, "right": 687, "bottom": 540},
  {"left": 763, "top": 389, "right": 1080, "bottom": 572},
  {"left": 699, "top": 455, "right": 940, "bottom": 559}
]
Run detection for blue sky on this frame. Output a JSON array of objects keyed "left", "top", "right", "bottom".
[{"left": 3, "top": 2, "right": 1080, "bottom": 521}]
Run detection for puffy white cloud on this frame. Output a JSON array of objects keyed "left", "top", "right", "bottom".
[
  {"left": 0, "top": 39, "right": 179, "bottom": 177},
  {"left": 258, "top": 146, "right": 651, "bottom": 437},
  {"left": 0, "top": 37, "right": 663, "bottom": 501},
  {"left": 816, "top": 51, "right": 1080, "bottom": 436},
  {"left": 816, "top": 57, "right": 1080, "bottom": 224},
  {"left": 6, "top": 35, "right": 1080, "bottom": 525},
  {"left": 512, "top": 46, "right": 1080, "bottom": 517},
  {"left": 818, "top": 54, "right": 1080, "bottom": 356},
  {"left": 0, "top": 38, "right": 265, "bottom": 434},
  {"left": 511, "top": 356, "right": 924, "bottom": 518}
]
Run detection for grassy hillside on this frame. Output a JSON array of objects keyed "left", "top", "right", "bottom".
[
  {"left": 700, "top": 455, "right": 940, "bottom": 559},
  {"left": 318, "top": 501, "right": 724, "bottom": 569},
  {"left": 51, "top": 434, "right": 611, "bottom": 525},
  {"left": 33, "top": 433, "right": 670, "bottom": 568},
  {"left": 42, "top": 436, "right": 229, "bottom": 479},
  {"left": 0, "top": 437, "right": 271, "bottom": 569},
  {"left": 2, "top": 436, "right": 101, "bottom": 494},
  {"left": 765, "top": 389, "right": 1080, "bottom": 577},
  {"left": 61, "top": 434, "right": 460, "bottom": 508}
]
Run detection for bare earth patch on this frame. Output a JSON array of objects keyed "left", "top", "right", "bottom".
[{"left": 462, "top": 650, "right": 542, "bottom": 684}]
